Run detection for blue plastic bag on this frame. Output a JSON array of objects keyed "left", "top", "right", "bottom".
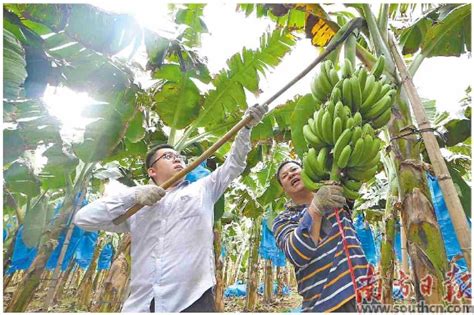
[
  {"left": 259, "top": 220, "right": 286, "bottom": 267},
  {"left": 97, "top": 243, "right": 114, "bottom": 271}
]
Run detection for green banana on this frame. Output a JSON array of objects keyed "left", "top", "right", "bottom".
[
  {"left": 358, "top": 135, "right": 374, "bottom": 164},
  {"left": 379, "top": 84, "right": 392, "bottom": 98},
  {"left": 334, "top": 101, "right": 344, "bottom": 121},
  {"left": 308, "top": 118, "right": 317, "bottom": 134},
  {"left": 303, "top": 124, "right": 322, "bottom": 148},
  {"left": 365, "top": 95, "right": 392, "bottom": 120},
  {"left": 362, "top": 74, "right": 376, "bottom": 100},
  {"left": 341, "top": 58, "right": 353, "bottom": 78},
  {"left": 301, "top": 167, "right": 321, "bottom": 191},
  {"left": 371, "top": 55, "right": 385, "bottom": 79},
  {"left": 332, "top": 117, "right": 343, "bottom": 144},
  {"left": 350, "top": 77, "right": 362, "bottom": 112},
  {"left": 342, "top": 78, "right": 352, "bottom": 108},
  {"left": 347, "top": 165, "right": 378, "bottom": 182},
  {"left": 330, "top": 87, "right": 342, "bottom": 103},
  {"left": 327, "top": 100, "right": 336, "bottom": 119},
  {"left": 362, "top": 123, "right": 375, "bottom": 137},
  {"left": 318, "top": 67, "right": 333, "bottom": 94},
  {"left": 303, "top": 154, "right": 318, "bottom": 181},
  {"left": 337, "top": 145, "right": 352, "bottom": 168},
  {"left": 345, "top": 117, "right": 355, "bottom": 130},
  {"left": 361, "top": 137, "right": 381, "bottom": 164},
  {"left": 371, "top": 108, "right": 392, "bottom": 129},
  {"left": 353, "top": 112, "right": 362, "bottom": 126},
  {"left": 324, "top": 60, "right": 333, "bottom": 77},
  {"left": 333, "top": 128, "right": 352, "bottom": 161},
  {"left": 316, "top": 108, "right": 326, "bottom": 141},
  {"left": 328, "top": 68, "right": 340, "bottom": 86},
  {"left": 342, "top": 105, "right": 351, "bottom": 126},
  {"left": 360, "top": 81, "right": 382, "bottom": 113},
  {"left": 313, "top": 73, "right": 328, "bottom": 101},
  {"left": 343, "top": 179, "right": 363, "bottom": 191},
  {"left": 361, "top": 151, "right": 381, "bottom": 169},
  {"left": 348, "top": 137, "right": 364, "bottom": 167},
  {"left": 316, "top": 147, "right": 329, "bottom": 176},
  {"left": 321, "top": 111, "right": 333, "bottom": 144},
  {"left": 342, "top": 184, "right": 359, "bottom": 200},
  {"left": 351, "top": 126, "right": 362, "bottom": 144},
  {"left": 307, "top": 148, "right": 325, "bottom": 177},
  {"left": 357, "top": 68, "right": 368, "bottom": 91},
  {"left": 311, "top": 75, "right": 325, "bottom": 101}
]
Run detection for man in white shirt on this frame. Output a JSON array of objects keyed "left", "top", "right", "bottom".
[{"left": 74, "top": 105, "right": 266, "bottom": 312}]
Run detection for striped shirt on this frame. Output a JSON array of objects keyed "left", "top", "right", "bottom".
[{"left": 272, "top": 204, "right": 369, "bottom": 312}]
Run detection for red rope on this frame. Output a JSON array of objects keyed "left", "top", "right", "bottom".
[{"left": 334, "top": 208, "right": 361, "bottom": 307}]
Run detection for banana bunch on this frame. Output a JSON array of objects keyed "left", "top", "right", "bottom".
[
  {"left": 318, "top": 56, "right": 396, "bottom": 129},
  {"left": 310, "top": 60, "right": 341, "bottom": 104},
  {"left": 302, "top": 119, "right": 382, "bottom": 196},
  {"left": 302, "top": 56, "right": 392, "bottom": 200},
  {"left": 337, "top": 123, "right": 382, "bottom": 199}
]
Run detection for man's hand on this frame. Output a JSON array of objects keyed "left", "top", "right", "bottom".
[
  {"left": 245, "top": 104, "right": 267, "bottom": 128},
  {"left": 309, "top": 185, "right": 346, "bottom": 216},
  {"left": 134, "top": 185, "right": 166, "bottom": 206}
]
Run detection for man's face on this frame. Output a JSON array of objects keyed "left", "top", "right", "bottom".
[
  {"left": 147, "top": 148, "right": 186, "bottom": 183},
  {"left": 279, "top": 162, "right": 305, "bottom": 194}
]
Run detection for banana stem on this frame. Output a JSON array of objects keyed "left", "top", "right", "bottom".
[
  {"left": 377, "top": 4, "right": 389, "bottom": 43},
  {"left": 408, "top": 53, "right": 425, "bottom": 77},
  {"left": 360, "top": 4, "right": 395, "bottom": 74}
]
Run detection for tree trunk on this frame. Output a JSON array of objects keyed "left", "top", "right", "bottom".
[
  {"left": 276, "top": 266, "right": 284, "bottom": 296},
  {"left": 6, "top": 239, "right": 56, "bottom": 312},
  {"left": 387, "top": 99, "right": 449, "bottom": 303},
  {"left": 244, "top": 218, "right": 261, "bottom": 311},
  {"left": 263, "top": 259, "right": 273, "bottom": 303},
  {"left": 222, "top": 257, "right": 229, "bottom": 288},
  {"left": 213, "top": 221, "right": 225, "bottom": 312},
  {"left": 92, "top": 269, "right": 106, "bottom": 294},
  {"left": 3, "top": 274, "right": 13, "bottom": 291},
  {"left": 65, "top": 263, "right": 79, "bottom": 289},
  {"left": 6, "top": 178, "right": 90, "bottom": 312},
  {"left": 77, "top": 239, "right": 103, "bottom": 310},
  {"left": 232, "top": 245, "right": 245, "bottom": 284},
  {"left": 380, "top": 191, "right": 398, "bottom": 305},
  {"left": 388, "top": 34, "right": 471, "bottom": 271},
  {"left": 288, "top": 267, "right": 297, "bottom": 288},
  {"left": 400, "top": 221, "right": 410, "bottom": 275},
  {"left": 54, "top": 261, "right": 75, "bottom": 303},
  {"left": 93, "top": 234, "right": 131, "bottom": 312},
  {"left": 356, "top": 17, "right": 450, "bottom": 302},
  {"left": 3, "top": 226, "right": 19, "bottom": 271},
  {"left": 45, "top": 192, "right": 87, "bottom": 307}
]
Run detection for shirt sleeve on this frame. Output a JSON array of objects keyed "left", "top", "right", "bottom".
[
  {"left": 272, "top": 210, "right": 319, "bottom": 267},
  {"left": 73, "top": 187, "right": 136, "bottom": 233},
  {"left": 200, "top": 128, "right": 252, "bottom": 203}
]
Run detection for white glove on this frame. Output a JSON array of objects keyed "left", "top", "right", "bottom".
[
  {"left": 134, "top": 185, "right": 166, "bottom": 206},
  {"left": 245, "top": 104, "right": 267, "bottom": 128},
  {"left": 310, "top": 185, "right": 346, "bottom": 216}
]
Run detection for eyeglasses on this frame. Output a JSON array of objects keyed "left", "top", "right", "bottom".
[{"left": 149, "top": 152, "right": 187, "bottom": 168}]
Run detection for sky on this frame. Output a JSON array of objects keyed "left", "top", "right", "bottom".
[{"left": 44, "top": 2, "right": 472, "bottom": 132}]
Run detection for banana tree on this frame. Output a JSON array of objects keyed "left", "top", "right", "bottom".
[
  {"left": 3, "top": 4, "right": 146, "bottom": 311},
  {"left": 238, "top": 2, "right": 471, "bottom": 304}
]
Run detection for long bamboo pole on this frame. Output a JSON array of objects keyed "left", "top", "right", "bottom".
[
  {"left": 112, "top": 17, "right": 367, "bottom": 225},
  {"left": 388, "top": 33, "right": 471, "bottom": 271}
]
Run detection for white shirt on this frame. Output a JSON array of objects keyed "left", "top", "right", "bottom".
[{"left": 73, "top": 129, "right": 251, "bottom": 312}]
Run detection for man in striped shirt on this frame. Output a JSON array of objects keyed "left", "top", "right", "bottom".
[{"left": 272, "top": 161, "right": 369, "bottom": 312}]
